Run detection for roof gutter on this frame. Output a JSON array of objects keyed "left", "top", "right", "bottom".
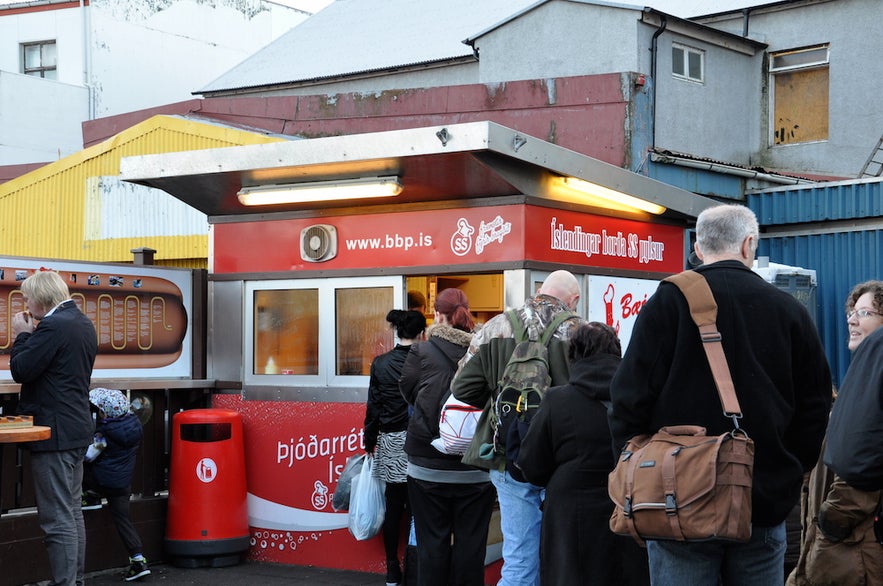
[
  {"left": 648, "top": 13, "right": 667, "bottom": 150},
  {"left": 650, "top": 152, "right": 816, "bottom": 185}
]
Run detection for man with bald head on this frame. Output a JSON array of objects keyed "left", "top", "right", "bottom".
[{"left": 452, "top": 270, "right": 582, "bottom": 586}]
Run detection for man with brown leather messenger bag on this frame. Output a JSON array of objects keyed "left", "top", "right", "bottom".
[{"left": 609, "top": 204, "right": 832, "bottom": 585}]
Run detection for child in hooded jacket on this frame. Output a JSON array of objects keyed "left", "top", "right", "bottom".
[{"left": 83, "top": 388, "right": 151, "bottom": 582}]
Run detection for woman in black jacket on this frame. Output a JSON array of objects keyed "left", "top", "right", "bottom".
[
  {"left": 365, "top": 309, "right": 426, "bottom": 586},
  {"left": 399, "top": 288, "right": 494, "bottom": 586},
  {"left": 517, "top": 322, "right": 649, "bottom": 586}
]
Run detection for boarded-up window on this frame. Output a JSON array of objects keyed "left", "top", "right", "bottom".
[{"left": 771, "top": 46, "right": 829, "bottom": 145}]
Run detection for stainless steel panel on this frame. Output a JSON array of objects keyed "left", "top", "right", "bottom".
[
  {"left": 243, "top": 385, "right": 367, "bottom": 403},
  {"left": 207, "top": 280, "right": 244, "bottom": 382},
  {"left": 503, "top": 269, "right": 528, "bottom": 311}
]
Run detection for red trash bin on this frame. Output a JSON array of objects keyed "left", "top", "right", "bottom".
[{"left": 165, "top": 408, "right": 250, "bottom": 568}]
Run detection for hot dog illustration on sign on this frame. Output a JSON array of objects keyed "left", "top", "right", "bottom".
[
  {"left": 588, "top": 276, "right": 659, "bottom": 352},
  {"left": 0, "top": 267, "right": 187, "bottom": 370}
]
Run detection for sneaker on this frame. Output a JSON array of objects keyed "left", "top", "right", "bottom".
[
  {"left": 81, "top": 492, "right": 102, "bottom": 510},
  {"left": 125, "top": 558, "right": 150, "bottom": 581}
]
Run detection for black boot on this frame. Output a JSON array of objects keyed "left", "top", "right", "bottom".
[
  {"left": 402, "top": 545, "right": 418, "bottom": 586},
  {"left": 386, "top": 558, "right": 402, "bottom": 586}
]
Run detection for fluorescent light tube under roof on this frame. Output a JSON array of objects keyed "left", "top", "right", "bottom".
[
  {"left": 561, "top": 177, "right": 667, "bottom": 215},
  {"left": 237, "top": 176, "right": 403, "bottom": 206}
]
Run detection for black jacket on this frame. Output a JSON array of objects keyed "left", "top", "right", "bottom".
[
  {"left": 824, "top": 325, "right": 883, "bottom": 491},
  {"left": 518, "top": 354, "right": 649, "bottom": 586},
  {"left": 518, "top": 354, "right": 620, "bottom": 487},
  {"left": 399, "top": 324, "right": 476, "bottom": 472},
  {"left": 364, "top": 344, "right": 412, "bottom": 452},
  {"left": 610, "top": 262, "right": 832, "bottom": 526},
  {"left": 11, "top": 300, "right": 98, "bottom": 452},
  {"left": 91, "top": 413, "right": 143, "bottom": 489}
]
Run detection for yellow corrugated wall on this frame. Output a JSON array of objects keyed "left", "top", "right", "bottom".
[{"left": 0, "top": 116, "right": 285, "bottom": 268}]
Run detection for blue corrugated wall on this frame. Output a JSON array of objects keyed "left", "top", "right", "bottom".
[{"left": 749, "top": 179, "right": 883, "bottom": 387}]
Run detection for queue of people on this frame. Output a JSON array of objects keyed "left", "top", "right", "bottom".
[
  {"left": 10, "top": 206, "right": 871, "bottom": 586},
  {"left": 357, "top": 203, "right": 883, "bottom": 586}
]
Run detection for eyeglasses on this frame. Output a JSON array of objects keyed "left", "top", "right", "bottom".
[{"left": 846, "top": 308, "right": 882, "bottom": 320}]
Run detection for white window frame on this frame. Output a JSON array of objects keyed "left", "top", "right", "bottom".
[
  {"left": 769, "top": 45, "right": 829, "bottom": 73},
  {"left": 244, "top": 276, "right": 403, "bottom": 388},
  {"left": 672, "top": 43, "right": 705, "bottom": 83}
]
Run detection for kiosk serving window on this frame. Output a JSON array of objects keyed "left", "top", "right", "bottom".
[
  {"left": 254, "top": 288, "right": 320, "bottom": 375},
  {"left": 246, "top": 277, "right": 402, "bottom": 386}
]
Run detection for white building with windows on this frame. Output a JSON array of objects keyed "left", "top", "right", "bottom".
[{"left": 0, "top": 0, "right": 308, "bottom": 165}]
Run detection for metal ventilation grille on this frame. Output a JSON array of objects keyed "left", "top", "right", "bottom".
[
  {"left": 774, "top": 274, "right": 812, "bottom": 288},
  {"left": 300, "top": 224, "right": 338, "bottom": 262}
]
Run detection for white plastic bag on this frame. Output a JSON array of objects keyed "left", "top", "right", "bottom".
[
  {"left": 431, "top": 393, "right": 482, "bottom": 455},
  {"left": 347, "top": 454, "right": 386, "bottom": 541}
]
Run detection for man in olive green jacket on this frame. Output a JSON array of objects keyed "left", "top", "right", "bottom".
[{"left": 451, "top": 270, "right": 581, "bottom": 586}]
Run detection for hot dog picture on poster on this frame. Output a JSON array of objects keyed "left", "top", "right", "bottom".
[{"left": 0, "top": 258, "right": 193, "bottom": 379}]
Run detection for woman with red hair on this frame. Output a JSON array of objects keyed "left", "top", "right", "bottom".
[{"left": 399, "top": 288, "right": 494, "bottom": 586}]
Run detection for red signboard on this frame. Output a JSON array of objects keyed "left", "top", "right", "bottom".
[
  {"left": 526, "top": 207, "right": 684, "bottom": 273},
  {"left": 212, "top": 204, "right": 684, "bottom": 274}
]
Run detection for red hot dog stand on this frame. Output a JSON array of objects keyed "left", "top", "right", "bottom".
[{"left": 120, "top": 121, "right": 717, "bottom": 573}]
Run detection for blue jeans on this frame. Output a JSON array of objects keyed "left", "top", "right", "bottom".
[
  {"left": 489, "top": 469, "right": 543, "bottom": 586},
  {"left": 647, "top": 521, "right": 787, "bottom": 586}
]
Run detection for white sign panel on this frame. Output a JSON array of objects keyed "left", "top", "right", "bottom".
[
  {"left": 587, "top": 275, "right": 660, "bottom": 352},
  {"left": 0, "top": 257, "right": 193, "bottom": 380}
]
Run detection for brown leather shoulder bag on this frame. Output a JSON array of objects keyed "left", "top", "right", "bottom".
[{"left": 608, "top": 270, "right": 754, "bottom": 545}]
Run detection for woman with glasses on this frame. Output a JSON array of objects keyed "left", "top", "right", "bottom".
[{"left": 788, "top": 280, "right": 883, "bottom": 586}]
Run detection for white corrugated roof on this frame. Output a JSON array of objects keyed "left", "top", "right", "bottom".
[{"left": 197, "top": 0, "right": 542, "bottom": 94}]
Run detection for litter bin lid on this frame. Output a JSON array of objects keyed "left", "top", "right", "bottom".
[{"left": 173, "top": 408, "right": 241, "bottom": 424}]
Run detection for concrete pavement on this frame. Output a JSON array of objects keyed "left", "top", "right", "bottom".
[{"left": 43, "top": 561, "right": 380, "bottom": 586}]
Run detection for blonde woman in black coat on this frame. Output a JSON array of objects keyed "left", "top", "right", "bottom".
[
  {"left": 399, "top": 288, "right": 494, "bottom": 586},
  {"left": 517, "top": 322, "right": 649, "bottom": 586}
]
